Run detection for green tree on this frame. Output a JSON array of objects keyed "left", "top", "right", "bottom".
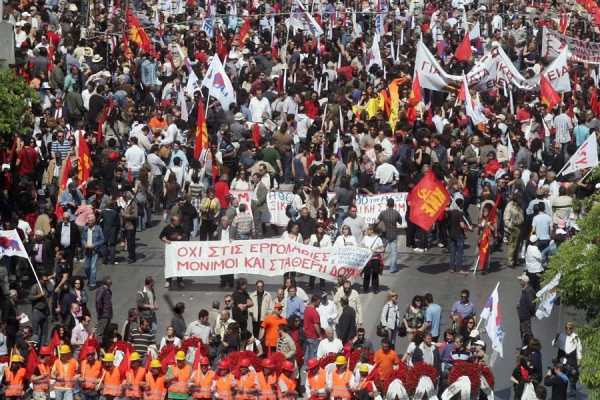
[
  {"left": 544, "top": 195, "right": 600, "bottom": 399},
  {"left": 0, "top": 69, "right": 37, "bottom": 137}
]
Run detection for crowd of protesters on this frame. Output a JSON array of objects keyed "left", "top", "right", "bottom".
[{"left": 0, "top": 0, "right": 597, "bottom": 397}]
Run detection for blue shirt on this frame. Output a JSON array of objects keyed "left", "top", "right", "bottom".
[
  {"left": 286, "top": 296, "right": 305, "bottom": 319},
  {"left": 532, "top": 212, "right": 553, "bottom": 240},
  {"left": 574, "top": 124, "right": 590, "bottom": 147},
  {"left": 425, "top": 303, "right": 442, "bottom": 337},
  {"left": 451, "top": 300, "right": 475, "bottom": 319}
]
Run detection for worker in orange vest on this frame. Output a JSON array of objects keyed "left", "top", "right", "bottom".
[
  {"left": 31, "top": 346, "right": 53, "bottom": 399},
  {"left": 143, "top": 359, "right": 167, "bottom": 400},
  {"left": 256, "top": 359, "right": 277, "bottom": 400},
  {"left": 4, "top": 354, "right": 27, "bottom": 399},
  {"left": 79, "top": 347, "right": 102, "bottom": 398},
  {"left": 277, "top": 361, "right": 297, "bottom": 400},
  {"left": 167, "top": 350, "right": 192, "bottom": 399},
  {"left": 51, "top": 345, "right": 79, "bottom": 400},
  {"left": 327, "top": 356, "right": 355, "bottom": 400},
  {"left": 234, "top": 359, "right": 258, "bottom": 400},
  {"left": 354, "top": 364, "right": 378, "bottom": 399},
  {"left": 211, "top": 361, "right": 236, "bottom": 400},
  {"left": 190, "top": 356, "right": 214, "bottom": 400},
  {"left": 101, "top": 353, "right": 122, "bottom": 399},
  {"left": 124, "top": 352, "right": 146, "bottom": 399},
  {"left": 305, "top": 359, "right": 327, "bottom": 400}
]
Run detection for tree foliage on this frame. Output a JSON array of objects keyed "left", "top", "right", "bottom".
[
  {"left": 0, "top": 69, "right": 37, "bottom": 137},
  {"left": 544, "top": 200, "right": 600, "bottom": 398}
]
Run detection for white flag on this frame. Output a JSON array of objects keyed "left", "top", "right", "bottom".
[
  {"left": 177, "top": 87, "right": 188, "bottom": 122},
  {"left": 559, "top": 133, "right": 599, "bottom": 176},
  {"left": 541, "top": 47, "right": 571, "bottom": 93},
  {"left": 536, "top": 273, "right": 561, "bottom": 320},
  {"left": 414, "top": 40, "right": 459, "bottom": 92},
  {"left": 469, "top": 21, "right": 480, "bottom": 39},
  {"left": 0, "top": 230, "right": 29, "bottom": 259},
  {"left": 462, "top": 75, "right": 488, "bottom": 125},
  {"left": 184, "top": 59, "right": 200, "bottom": 97},
  {"left": 367, "top": 34, "right": 383, "bottom": 72},
  {"left": 289, "top": 0, "right": 324, "bottom": 36},
  {"left": 480, "top": 282, "right": 504, "bottom": 358},
  {"left": 201, "top": 56, "right": 236, "bottom": 111}
]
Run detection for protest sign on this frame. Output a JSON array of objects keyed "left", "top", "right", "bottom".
[
  {"left": 229, "top": 190, "right": 294, "bottom": 226},
  {"left": 543, "top": 27, "right": 600, "bottom": 64},
  {"left": 164, "top": 239, "right": 372, "bottom": 281},
  {"left": 355, "top": 192, "right": 408, "bottom": 226}
]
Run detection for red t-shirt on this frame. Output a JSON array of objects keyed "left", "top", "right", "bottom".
[
  {"left": 303, "top": 305, "right": 321, "bottom": 340},
  {"left": 18, "top": 146, "right": 38, "bottom": 175},
  {"left": 214, "top": 181, "right": 230, "bottom": 209}
]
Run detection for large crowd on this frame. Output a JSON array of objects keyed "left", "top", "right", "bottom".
[{"left": 0, "top": 0, "right": 595, "bottom": 397}]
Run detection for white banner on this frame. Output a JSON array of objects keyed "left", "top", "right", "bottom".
[
  {"left": 543, "top": 27, "right": 600, "bottom": 64},
  {"left": 466, "top": 46, "right": 533, "bottom": 91},
  {"left": 356, "top": 192, "right": 408, "bottom": 225},
  {"left": 230, "top": 190, "right": 294, "bottom": 227},
  {"left": 536, "top": 273, "right": 561, "bottom": 320},
  {"left": 414, "top": 40, "right": 460, "bottom": 92},
  {"left": 164, "top": 239, "right": 372, "bottom": 281},
  {"left": 541, "top": 47, "right": 571, "bottom": 93}
]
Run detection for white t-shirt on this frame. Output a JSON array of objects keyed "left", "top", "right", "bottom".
[
  {"left": 124, "top": 145, "right": 146, "bottom": 172},
  {"left": 317, "top": 338, "right": 343, "bottom": 358}
]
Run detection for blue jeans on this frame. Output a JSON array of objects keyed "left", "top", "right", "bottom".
[
  {"left": 84, "top": 252, "right": 99, "bottom": 287},
  {"left": 55, "top": 390, "right": 74, "bottom": 400},
  {"left": 385, "top": 239, "right": 398, "bottom": 272},
  {"left": 304, "top": 338, "right": 319, "bottom": 363},
  {"left": 448, "top": 236, "right": 464, "bottom": 271}
]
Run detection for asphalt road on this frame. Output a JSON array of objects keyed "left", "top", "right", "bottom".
[{"left": 72, "top": 216, "right": 583, "bottom": 399}]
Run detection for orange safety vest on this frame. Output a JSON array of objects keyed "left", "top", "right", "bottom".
[
  {"left": 81, "top": 360, "right": 102, "bottom": 391},
  {"left": 256, "top": 372, "right": 277, "bottom": 400},
  {"left": 52, "top": 358, "right": 79, "bottom": 390},
  {"left": 235, "top": 371, "right": 258, "bottom": 400},
  {"left": 214, "top": 373, "right": 235, "bottom": 400},
  {"left": 4, "top": 368, "right": 26, "bottom": 397},
  {"left": 102, "top": 367, "right": 122, "bottom": 397},
  {"left": 306, "top": 369, "right": 326, "bottom": 396},
  {"left": 144, "top": 372, "right": 166, "bottom": 400},
  {"left": 32, "top": 363, "right": 51, "bottom": 392},
  {"left": 358, "top": 378, "right": 375, "bottom": 392},
  {"left": 168, "top": 364, "right": 192, "bottom": 395},
  {"left": 125, "top": 367, "right": 147, "bottom": 398},
  {"left": 331, "top": 369, "right": 353, "bottom": 399},
  {"left": 191, "top": 369, "right": 215, "bottom": 399},
  {"left": 277, "top": 374, "right": 297, "bottom": 400}
]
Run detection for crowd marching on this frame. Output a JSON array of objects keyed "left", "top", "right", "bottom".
[{"left": 0, "top": 0, "right": 597, "bottom": 397}]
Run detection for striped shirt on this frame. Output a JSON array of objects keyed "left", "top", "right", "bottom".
[
  {"left": 553, "top": 113, "right": 573, "bottom": 144},
  {"left": 232, "top": 212, "right": 254, "bottom": 238},
  {"left": 129, "top": 328, "right": 155, "bottom": 357},
  {"left": 51, "top": 139, "right": 72, "bottom": 161}
]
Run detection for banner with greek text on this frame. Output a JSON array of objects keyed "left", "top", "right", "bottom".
[
  {"left": 542, "top": 27, "right": 600, "bottom": 64},
  {"left": 355, "top": 192, "right": 408, "bottom": 226},
  {"left": 229, "top": 190, "right": 294, "bottom": 226},
  {"left": 165, "top": 239, "right": 372, "bottom": 281}
]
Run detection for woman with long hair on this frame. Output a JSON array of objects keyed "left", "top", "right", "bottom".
[{"left": 402, "top": 295, "right": 426, "bottom": 337}]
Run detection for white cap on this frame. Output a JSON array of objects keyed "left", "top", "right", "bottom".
[{"left": 529, "top": 234, "right": 537, "bottom": 243}]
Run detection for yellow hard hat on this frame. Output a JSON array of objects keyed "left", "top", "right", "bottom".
[
  {"left": 59, "top": 345, "right": 71, "bottom": 355},
  {"left": 11, "top": 354, "right": 24, "bottom": 363},
  {"left": 175, "top": 350, "right": 186, "bottom": 361},
  {"left": 335, "top": 355, "right": 347, "bottom": 366},
  {"left": 129, "top": 352, "right": 141, "bottom": 362},
  {"left": 358, "top": 364, "right": 369, "bottom": 373},
  {"left": 102, "top": 353, "right": 115, "bottom": 363},
  {"left": 150, "top": 359, "right": 162, "bottom": 369}
]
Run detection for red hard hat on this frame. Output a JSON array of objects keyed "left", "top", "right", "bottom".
[
  {"left": 282, "top": 361, "right": 295, "bottom": 372},
  {"left": 39, "top": 346, "right": 52, "bottom": 356},
  {"left": 218, "top": 361, "right": 229, "bottom": 370},
  {"left": 262, "top": 359, "right": 274, "bottom": 369},
  {"left": 199, "top": 356, "right": 210, "bottom": 365},
  {"left": 307, "top": 358, "right": 319, "bottom": 370},
  {"left": 239, "top": 358, "right": 251, "bottom": 368}
]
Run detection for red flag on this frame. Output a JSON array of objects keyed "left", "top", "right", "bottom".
[
  {"left": 126, "top": 9, "right": 156, "bottom": 57},
  {"left": 216, "top": 30, "right": 228, "bottom": 61},
  {"left": 592, "top": 88, "right": 600, "bottom": 116},
  {"left": 454, "top": 33, "right": 472, "bottom": 62},
  {"left": 408, "top": 170, "right": 451, "bottom": 231},
  {"left": 237, "top": 18, "right": 252, "bottom": 47},
  {"left": 25, "top": 350, "right": 39, "bottom": 379},
  {"left": 54, "top": 157, "right": 73, "bottom": 219},
  {"left": 96, "top": 98, "right": 114, "bottom": 145},
  {"left": 194, "top": 99, "right": 209, "bottom": 160},
  {"left": 77, "top": 133, "right": 92, "bottom": 184},
  {"left": 457, "top": 79, "right": 466, "bottom": 102},
  {"left": 478, "top": 226, "right": 492, "bottom": 271},
  {"left": 540, "top": 74, "right": 560, "bottom": 110},
  {"left": 159, "top": 344, "right": 177, "bottom": 374},
  {"left": 251, "top": 123, "right": 261, "bottom": 148},
  {"left": 49, "top": 331, "right": 61, "bottom": 355},
  {"left": 409, "top": 73, "right": 422, "bottom": 106},
  {"left": 122, "top": 32, "right": 133, "bottom": 60},
  {"left": 559, "top": 13, "right": 570, "bottom": 33}
]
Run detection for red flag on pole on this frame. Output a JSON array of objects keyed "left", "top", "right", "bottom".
[
  {"left": 126, "top": 9, "right": 156, "bottom": 57},
  {"left": 454, "top": 33, "right": 473, "bottom": 62},
  {"left": 25, "top": 350, "right": 39, "bottom": 379},
  {"left": 251, "top": 123, "right": 261, "bottom": 148},
  {"left": 408, "top": 170, "right": 451, "bottom": 231},
  {"left": 408, "top": 73, "right": 422, "bottom": 106},
  {"left": 237, "top": 18, "right": 252, "bottom": 47},
  {"left": 96, "top": 98, "right": 114, "bottom": 145},
  {"left": 77, "top": 133, "right": 92, "bottom": 184},
  {"left": 194, "top": 100, "right": 209, "bottom": 160},
  {"left": 478, "top": 226, "right": 492, "bottom": 271},
  {"left": 540, "top": 74, "right": 560, "bottom": 110}
]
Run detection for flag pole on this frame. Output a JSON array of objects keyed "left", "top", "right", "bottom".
[
  {"left": 476, "top": 281, "right": 500, "bottom": 330},
  {"left": 204, "top": 95, "right": 210, "bottom": 118},
  {"left": 26, "top": 255, "right": 44, "bottom": 294},
  {"left": 472, "top": 255, "right": 479, "bottom": 276}
]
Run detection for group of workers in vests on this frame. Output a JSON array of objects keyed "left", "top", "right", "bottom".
[{"left": 2, "top": 345, "right": 377, "bottom": 400}]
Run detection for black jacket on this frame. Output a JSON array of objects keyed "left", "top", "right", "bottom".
[
  {"left": 544, "top": 372, "right": 569, "bottom": 400},
  {"left": 55, "top": 221, "right": 81, "bottom": 251},
  {"left": 517, "top": 286, "right": 536, "bottom": 322}
]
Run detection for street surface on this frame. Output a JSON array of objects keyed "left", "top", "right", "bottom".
[{"left": 74, "top": 217, "right": 582, "bottom": 399}]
